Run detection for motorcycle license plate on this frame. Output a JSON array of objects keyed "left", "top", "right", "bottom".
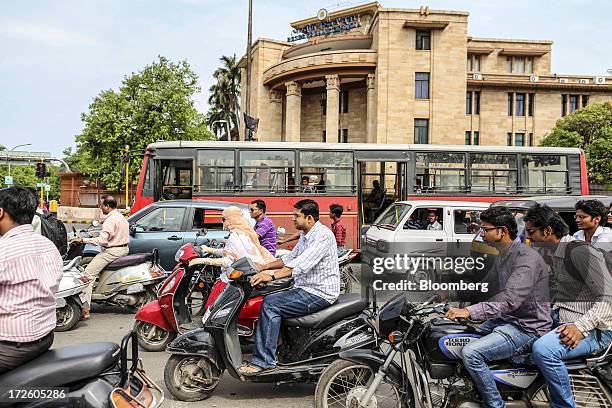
[{"left": 79, "top": 292, "right": 87, "bottom": 303}]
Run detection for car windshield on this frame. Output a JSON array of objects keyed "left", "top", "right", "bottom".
[{"left": 373, "top": 203, "right": 411, "bottom": 230}]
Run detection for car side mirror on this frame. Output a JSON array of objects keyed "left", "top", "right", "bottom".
[{"left": 129, "top": 224, "right": 136, "bottom": 237}]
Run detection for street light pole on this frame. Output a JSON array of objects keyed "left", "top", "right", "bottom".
[
  {"left": 7, "top": 143, "right": 32, "bottom": 177},
  {"left": 245, "top": 0, "right": 253, "bottom": 142}
]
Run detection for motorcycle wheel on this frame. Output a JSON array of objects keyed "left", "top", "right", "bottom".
[
  {"left": 340, "top": 268, "right": 352, "bottom": 294},
  {"left": 134, "top": 321, "right": 177, "bottom": 352},
  {"left": 314, "top": 359, "right": 403, "bottom": 408},
  {"left": 55, "top": 299, "right": 81, "bottom": 332},
  {"left": 164, "top": 355, "right": 222, "bottom": 401}
]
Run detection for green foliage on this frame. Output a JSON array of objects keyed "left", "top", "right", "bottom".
[
  {"left": 72, "top": 56, "right": 214, "bottom": 190},
  {"left": 0, "top": 164, "right": 60, "bottom": 201},
  {"left": 540, "top": 102, "right": 612, "bottom": 187},
  {"left": 206, "top": 55, "right": 241, "bottom": 139}
]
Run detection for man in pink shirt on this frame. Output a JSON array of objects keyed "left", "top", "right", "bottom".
[
  {"left": 71, "top": 195, "right": 129, "bottom": 319},
  {"left": 0, "top": 187, "right": 63, "bottom": 373}
]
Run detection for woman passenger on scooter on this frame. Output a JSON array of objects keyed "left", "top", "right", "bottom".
[{"left": 189, "top": 206, "right": 276, "bottom": 308}]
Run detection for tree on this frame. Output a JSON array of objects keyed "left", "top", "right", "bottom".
[
  {"left": 72, "top": 56, "right": 215, "bottom": 190},
  {"left": 206, "top": 55, "right": 241, "bottom": 140},
  {"left": 0, "top": 145, "right": 5, "bottom": 151},
  {"left": 540, "top": 102, "right": 612, "bottom": 187}
]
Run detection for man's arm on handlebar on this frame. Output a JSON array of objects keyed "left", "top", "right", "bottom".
[{"left": 251, "top": 266, "right": 293, "bottom": 286}]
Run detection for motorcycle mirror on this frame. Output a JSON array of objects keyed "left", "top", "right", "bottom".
[
  {"left": 91, "top": 220, "right": 100, "bottom": 227},
  {"left": 276, "top": 226, "right": 286, "bottom": 235},
  {"left": 199, "top": 228, "right": 208, "bottom": 237},
  {"left": 72, "top": 226, "right": 77, "bottom": 236}
]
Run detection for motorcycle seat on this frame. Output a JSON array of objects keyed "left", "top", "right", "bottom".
[
  {"left": 284, "top": 293, "right": 367, "bottom": 329},
  {"left": 251, "top": 278, "right": 294, "bottom": 298},
  {"left": 106, "top": 253, "right": 152, "bottom": 270},
  {"left": 0, "top": 342, "right": 120, "bottom": 392}
]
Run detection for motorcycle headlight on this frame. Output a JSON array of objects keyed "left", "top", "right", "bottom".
[{"left": 175, "top": 249, "right": 184, "bottom": 263}]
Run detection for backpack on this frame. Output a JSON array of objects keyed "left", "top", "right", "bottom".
[
  {"left": 563, "top": 240, "right": 612, "bottom": 283},
  {"left": 35, "top": 212, "right": 68, "bottom": 255}
]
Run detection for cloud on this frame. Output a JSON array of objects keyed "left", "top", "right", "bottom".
[{"left": 0, "top": 21, "right": 99, "bottom": 47}]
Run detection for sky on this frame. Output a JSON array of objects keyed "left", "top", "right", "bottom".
[{"left": 0, "top": 0, "right": 610, "bottom": 157}]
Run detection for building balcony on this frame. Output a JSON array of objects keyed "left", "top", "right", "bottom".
[{"left": 467, "top": 72, "right": 611, "bottom": 91}]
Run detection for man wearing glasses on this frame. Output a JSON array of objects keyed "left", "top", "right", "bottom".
[
  {"left": 250, "top": 199, "right": 276, "bottom": 256},
  {"left": 446, "top": 206, "right": 551, "bottom": 408}
]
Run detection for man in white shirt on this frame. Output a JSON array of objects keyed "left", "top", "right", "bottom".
[{"left": 573, "top": 199, "right": 612, "bottom": 249}]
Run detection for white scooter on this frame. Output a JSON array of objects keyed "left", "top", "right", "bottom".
[{"left": 55, "top": 256, "right": 90, "bottom": 332}]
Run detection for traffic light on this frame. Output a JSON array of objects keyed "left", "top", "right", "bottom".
[{"left": 35, "top": 162, "right": 47, "bottom": 179}]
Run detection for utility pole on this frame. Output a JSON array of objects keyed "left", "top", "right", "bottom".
[
  {"left": 245, "top": 0, "right": 253, "bottom": 142},
  {"left": 124, "top": 145, "right": 130, "bottom": 210}
]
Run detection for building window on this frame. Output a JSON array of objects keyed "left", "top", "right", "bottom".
[
  {"left": 322, "top": 131, "right": 326, "bottom": 142},
  {"left": 506, "top": 56, "right": 513, "bottom": 73},
  {"left": 515, "top": 133, "right": 525, "bottom": 147},
  {"left": 467, "top": 54, "right": 481, "bottom": 72},
  {"left": 526, "top": 56, "right": 534, "bottom": 73},
  {"left": 515, "top": 57, "right": 525, "bottom": 74},
  {"left": 582, "top": 95, "right": 589, "bottom": 108},
  {"left": 528, "top": 93, "right": 535, "bottom": 117},
  {"left": 569, "top": 95, "right": 579, "bottom": 113},
  {"left": 416, "top": 30, "right": 431, "bottom": 50},
  {"left": 474, "top": 91, "right": 480, "bottom": 115},
  {"left": 414, "top": 119, "right": 429, "bottom": 144},
  {"left": 321, "top": 92, "right": 327, "bottom": 116},
  {"left": 341, "top": 90, "right": 349, "bottom": 113},
  {"left": 415, "top": 72, "right": 430, "bottom": 99},
  {"left": 473, "top": 131, "right": 480, "bottom": 145},
  {"left": 507, "top": 132, "right": 513, "bottom": 146},
  {"left": 337, "top": 128, "right": 348, "bottom": 143},
  {"left": 529, "top": 133, "right": 534, "bottom": 146},
  {"left": 465, "top": 131, "right": 471, "bottom": 145},
  {"left": 561, "top": 94, "right": 567, "bottom": 116},
  {"left": 516, "top": 93, "right": 526, "bottom": 116},
  {"left": 508, "top": 93, "right": 513, "bottom": 116},
  {"left": 466, "top": 92, "right": 472, "bottom": 114}
]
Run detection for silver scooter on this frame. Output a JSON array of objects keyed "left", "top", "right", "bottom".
[{"left": 55, "top": 256, "right": 90, "bottom": 332}]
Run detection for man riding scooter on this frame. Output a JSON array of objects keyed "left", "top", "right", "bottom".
[{"left": 240, "top": 199, "right": 340, "bottom": 375}]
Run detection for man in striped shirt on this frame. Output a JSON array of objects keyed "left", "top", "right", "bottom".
[
  {"left": 239, "top": 199, "right": 340, "bottom": 374},
  {"left": 0, "top": 187, "right": 63, "bottom": 373},
  {"left": 525, "top": 204, "right": 612, "bottom": 408}
]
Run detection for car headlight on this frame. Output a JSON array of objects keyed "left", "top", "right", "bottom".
[{"left": 175, "top": 249, "right": 184, "bottom": 263}]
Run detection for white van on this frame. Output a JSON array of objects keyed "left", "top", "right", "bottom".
[{"left": 362, "top": 200, "right": 490, "bottom": 275}]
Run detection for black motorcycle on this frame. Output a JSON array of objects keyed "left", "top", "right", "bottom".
[
  {"left": 0, "top": 331, "right": 163, "bottom": 408},
  {"left": 163, "top": 257, "right": 375, "bottom": 402},
  {"left": 315, "top": 294, "right": 612, "bottom": 408}
]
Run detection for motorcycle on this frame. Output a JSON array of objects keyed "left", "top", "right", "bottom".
[
  {"left": 0, "top": 331, "right": 164, "bottom": 408},
  {"left": 314, "top": 293, "right": 612, "bottom": 408},
  {"left": 134, "top": 230, "right": 223, "bottom": 351},
  {"left": 55, "top": 256, "right": 90, "bottom": 332},
  {"left": 163, "top": 256, "right": 375, "bottom": 402}
]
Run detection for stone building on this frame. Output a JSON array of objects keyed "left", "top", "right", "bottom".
[{"left": 238, "top": 2, "right": 611, "bottom": 146}]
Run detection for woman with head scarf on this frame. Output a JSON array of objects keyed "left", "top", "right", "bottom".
[{"left": 189, "top": 206, "right": 276, "bottom": 308}]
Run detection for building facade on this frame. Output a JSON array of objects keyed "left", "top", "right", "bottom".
[{"left": 239, "top": 2, "right": 612, "bottom": 146}]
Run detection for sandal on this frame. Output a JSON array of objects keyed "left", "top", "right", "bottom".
[
  {"left": 81, "top": 309, "right": 91, "bottom": 320},
  {"left": 239, "top": 363, "right": 275, "bottom": 375}
]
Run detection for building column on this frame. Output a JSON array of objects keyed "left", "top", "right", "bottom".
[
  {"left": 266, "top": 90, "right": 283, "bottom": 142},
  {"left": 325, "top": 75, "right": 340, "bottom": 143},
  {"left": 366, "top": 74, "right": 376, "bottom": 144},
  {"left": 284, "top": 81, "right": 301, "bottom": 142}
]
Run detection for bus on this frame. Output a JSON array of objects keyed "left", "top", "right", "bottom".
[{"left": 133, "top": 141, "right": 588, "bottom": 249}]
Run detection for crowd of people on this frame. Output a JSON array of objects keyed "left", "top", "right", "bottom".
[{"left": 1, "top": 184, "right": 611, "bottom": 408}]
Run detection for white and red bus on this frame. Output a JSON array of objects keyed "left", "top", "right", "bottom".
[{"left": 133, "top": 141, "right": 588, "bottom": 248}]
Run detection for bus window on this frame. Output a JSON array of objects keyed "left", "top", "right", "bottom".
[
  {"left": 469, "top": 154, "right": 518, "bottom": 193},
  {"left": 239, "top": 150, "right": 295, "bottom": 193},
  {"left": 196, "top": 150, "right": 234, "bottom": 193},
  {"left": 299, "top": 151, "right": 354, "bottom": 194},
  {"left": 416, "top": 152, "right": 466, "bottom": 193},
  {"left": 520, "top": 155, "right": 568, "bottom": 194},
  {"left": 160, "top": 160, "right": 193, "bottom": 200}
]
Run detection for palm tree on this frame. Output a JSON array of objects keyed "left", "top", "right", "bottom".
[{"left": 207, "top": 55, "right": 241, "bottom": 140}]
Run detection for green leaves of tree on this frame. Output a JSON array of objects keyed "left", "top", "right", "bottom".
[
  {"left": 540, "top": 102, "right": 612, "bottom": 187},
  {"left": 73, "top": 56, "right": 214, "bottom": 190},
  {"left": 207, "top": 54, "right": 241, "bottom": 139}
]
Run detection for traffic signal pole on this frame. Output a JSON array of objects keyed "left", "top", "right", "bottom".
[{"left": 125, "top": 145, "right": 129, "bottom": 210}]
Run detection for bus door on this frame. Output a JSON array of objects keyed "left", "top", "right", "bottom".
[
  {"left": 154, "top": 158, "right": 194, "bottom": 201},
  {"left": 355, "top": 151, "right": 409, "bottom": 233}
]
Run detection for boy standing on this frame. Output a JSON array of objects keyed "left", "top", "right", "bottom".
[{"left": 330, "top": 204, "right": 347, "bottom": 254}]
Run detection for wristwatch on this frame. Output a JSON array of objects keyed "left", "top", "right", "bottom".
[{"left": 269, "top": 271, "right": 276, "bottom": 281}]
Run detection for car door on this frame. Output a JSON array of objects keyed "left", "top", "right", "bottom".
[
  {"left": 129, "top": 206, "right": 188, "bottom": 270},
  {"left": 449, "top": 206, "right": 484, "bottom": 258}
]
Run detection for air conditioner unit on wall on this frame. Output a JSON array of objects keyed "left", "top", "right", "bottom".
[
  {"left": 559, "top": 78, "right": 569, "bottom": 84},
  {"left": 594, "top": 76, "right": 605, "bottom": 85},
  {"left": 579, "top": 79, "right": 589, "bottom": 84},
  {"left": 530, "top": 75, "right": 539, "bottom": 82},
  {"left": 473, "top": 73, "right": 483, "bottom": 80}
]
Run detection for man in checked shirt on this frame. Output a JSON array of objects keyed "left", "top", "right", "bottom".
[
  {"left": 239, "top": 199, "right": 340, "bottom": 375},
  {"left": 0, "top": 187, "right": 63, "bottom": 373},
  {"left": 525, "top": 204, "right": 612, "bottom": 408}
]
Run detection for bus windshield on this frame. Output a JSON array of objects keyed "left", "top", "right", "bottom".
[{"left": 373, "top": 203, "right": 411, "bottom": 230}]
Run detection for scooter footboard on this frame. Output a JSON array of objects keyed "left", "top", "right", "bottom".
[{"left": 166, "top": 329, "right": 223, "bottom": 369}]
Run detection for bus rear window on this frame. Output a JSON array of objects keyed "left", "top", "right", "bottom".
[{"left": 520, "top": 155, "right": 568, "bottom": 194}]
